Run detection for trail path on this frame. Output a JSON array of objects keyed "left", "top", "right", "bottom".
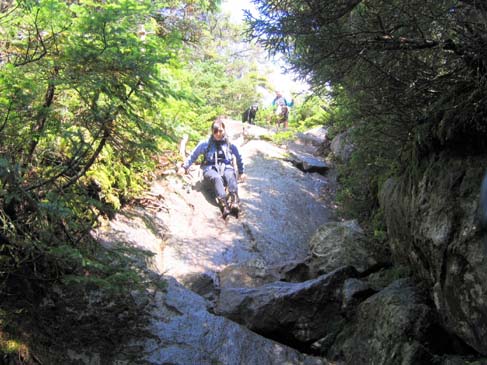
[
  {"left": 94, "top": 120, "right": 335, "bottom": 364},
  {"left": 155, "top": 120, "right": 332, "bottom": 283}
]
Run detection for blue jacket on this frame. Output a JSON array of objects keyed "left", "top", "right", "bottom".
[
  {"left": 182, "top": 138, "right": 244, "bottom": 175},
  {"left": 272, "top": 96, "right": 293, "bottom": 107}
]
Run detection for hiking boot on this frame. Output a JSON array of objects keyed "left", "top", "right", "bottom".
[
  {"left": 217, "top": 197, "right": 230, "bottom": 218},
  {"left": 229, "top": 192, "right": 240, "bottom": 214}
]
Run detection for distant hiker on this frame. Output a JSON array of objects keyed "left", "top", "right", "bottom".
[
  {"left": 242, "top": 104, "right": 259, "bottom": 124},
  {"left": 272, "top": 91, "right": 293, "bottom": 129},
  {"left": 178, "top": 117, "right": 245, "bottom": 218}
]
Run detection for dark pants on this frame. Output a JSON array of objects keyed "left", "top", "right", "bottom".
[{"left": 203, "top": 167, "right": 238, "bottom": 199}]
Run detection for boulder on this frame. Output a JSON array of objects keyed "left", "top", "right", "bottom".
[
  {"left": 296, "top": 126, "right": 329, "bottom": 147},
  {"left": 341, "top": 278, "right": 376, "bottom": 314},
  {"left": 328, "top": 278, "right": 438, "bottom": 365},
  {"left": 330, "top": 130, "right": 354, "bottom": 162},
  {"left": 307, "top": 220, "right": 378, "bottom": 276},
  {"left": 215, "top": 266, "right": 359, "bottom": 347},
  {"left": 142, "top": 277, "right": 327, "bottom": 365},
  {"left": 287, "top": 150, "right": 329, "bottom": 174},
  {"left": 218, "top": 258, "right": 312, "bottom": 289},
  {"left": 218, "top": 258, "right": 282, "bottom": 289}
]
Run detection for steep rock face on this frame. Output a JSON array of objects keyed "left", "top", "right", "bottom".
[{"left": 379, "top": 153, "right": 487, "bottom": 355}]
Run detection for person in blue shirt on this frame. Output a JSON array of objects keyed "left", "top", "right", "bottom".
[
  {"left": 178, "top": 117, "right": 245, "bottom": 218},
  {"left": 272, "top": 91, "right": 293, "bottom": 129}
]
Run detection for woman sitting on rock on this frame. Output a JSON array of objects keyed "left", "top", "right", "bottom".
[{"left": 178, "top": 117, "right": 245, "bottom": 218}]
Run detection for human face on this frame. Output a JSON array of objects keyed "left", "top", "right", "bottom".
[{"left": 213, "top": 126, "right": 224, "bottom": 140}]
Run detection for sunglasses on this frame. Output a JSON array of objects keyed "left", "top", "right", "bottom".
[{"left": 213, "top": 128, "right": 224, "bottom": 134}]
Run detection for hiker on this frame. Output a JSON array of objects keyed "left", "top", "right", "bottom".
[
  {"left": 178, "top": 117, "right": 245, "bottom": 218},
  {"left": 272, "top": 91, "right": 293, "bottom": 129}
]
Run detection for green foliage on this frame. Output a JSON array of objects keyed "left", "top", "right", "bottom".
[
  {"left": 0, "top": 0, "right": 282, "bottom": 357},
  {"left": 1, "top": 339, "right": 23, "bottom": 354},
  {"left": 253, "top": 105, "right": 274, "bottom": 127},
  {"left": 0, "top": 0, "right": 297, "bottom": 359},
  {"left": 320, "top": 87, "right": 359, "bottom": 138},
  {"left": 270, "top": 129, "right": 295, "bottom": 144},
  {"left": 251, "top": 92, "right": 332, "bottom": 141},
  {"left": 249, "top": 0, "right": 487, "bottom": 230},
  {"left": 0, "top": 0, "right": 222, "bottom": 359},
  {"left": 181, "top": 12, "right": 269, "bottom": 122},
  {"left": 291, "top": 94, "right": 328, "bottom": 130},
  {"left": 332, "top": 118, "right": 402, "bottom": 226},
  {"left": 59, "top": 244, "right": 153, "bottom": 294}
]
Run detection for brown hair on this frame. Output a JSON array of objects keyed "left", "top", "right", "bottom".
[
  {"left": 210, "top": 116, "right": 230, "bottom": 143},
  {"left": 211, "top": 116, "right": 226, "bottom": 131}
]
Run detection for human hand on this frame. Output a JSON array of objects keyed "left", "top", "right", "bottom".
[
  {"left": 238, "top": 173, "right": 246, "bottom": 181},
  {"left": 177, "top": 166, "right": 187, "bottom": 176}
]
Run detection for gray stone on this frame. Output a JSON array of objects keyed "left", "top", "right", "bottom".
[
  {"left": 379, "top": 158, "right": 487, "bottom": 355},
  {"left": 215, "top": 266, "right": 358, "bottom": 345},
  {"left": 142, "top": 277, "right": 327, "bottom": 365},
  {"left": 180, "top": 272, "right": 218, "bottom": 301},
  {"left": 287, "top": 150, "right": 329, "bottom": 173},
  {"left": 218, "top": 258, "right": 281, "bottom": 289},
  {"left": 308, "top": 220, "right": 378, "bottom": 275},
  {"left": 296, "top": 126, "right": 329, "bottom": 146},
  {"left": 329, "top": 278, "right": 436, "bottom": 365},
  {"left": 330, "top": 130, "right": 354, "bottom": 162},
  {"left": 341, "top": 278, "right": 375, "bottom": 312}
]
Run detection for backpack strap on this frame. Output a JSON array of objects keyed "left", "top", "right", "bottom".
[{"left": 204, "top": 138, "right": 234, "bottom": 174}]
